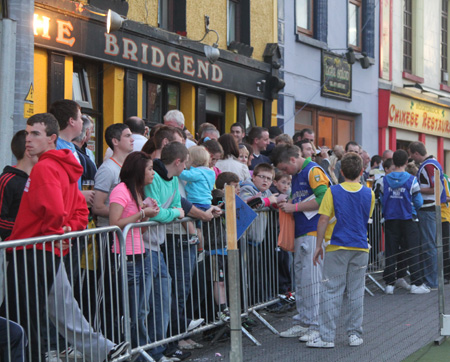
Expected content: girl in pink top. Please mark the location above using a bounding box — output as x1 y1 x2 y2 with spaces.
109 151 159 348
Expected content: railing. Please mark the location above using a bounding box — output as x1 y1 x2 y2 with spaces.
0 209 282 361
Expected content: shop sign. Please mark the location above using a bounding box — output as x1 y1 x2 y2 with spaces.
321 51 352 101
388 94 450 137
33 8 270 99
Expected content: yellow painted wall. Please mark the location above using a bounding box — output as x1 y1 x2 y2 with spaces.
34 48 48 114
225 93 237 131
180 82 196 133
64 56 73 99
103 65 125 154
127 0 158 26
126 0 277 61
254 99 263 126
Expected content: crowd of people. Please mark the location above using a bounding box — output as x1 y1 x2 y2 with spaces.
0 99 447 361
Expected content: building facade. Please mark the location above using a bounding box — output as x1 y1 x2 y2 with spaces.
378 0 450 173
2 0 281 166
278 0 379 154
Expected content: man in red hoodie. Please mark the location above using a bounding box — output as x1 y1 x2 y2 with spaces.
6 113 128 362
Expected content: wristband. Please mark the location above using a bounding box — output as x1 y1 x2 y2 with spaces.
295 203 299 212
140 209 145 219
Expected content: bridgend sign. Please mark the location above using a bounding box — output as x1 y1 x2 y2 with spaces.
33 8 270 99
388 94 450 137
321 51 352 101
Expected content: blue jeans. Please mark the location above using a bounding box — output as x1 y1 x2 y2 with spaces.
165 235 197 336
126 254 151 349
418 209 438 288
0 317 27 362
146 249 171 360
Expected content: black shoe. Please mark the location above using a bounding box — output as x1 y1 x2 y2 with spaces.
165 349 191 361
107 341 129 361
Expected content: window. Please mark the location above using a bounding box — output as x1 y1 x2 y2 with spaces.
294 104 355 148
296 0 313 36
158 0 186 35
73 67 92 109
245 99 256 132
403 0 413 73
348 0 362 51
442 1 448 83
205 91 224 132
227 0 250 46
142 78 179 124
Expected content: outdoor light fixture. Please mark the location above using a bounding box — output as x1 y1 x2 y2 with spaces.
360 52 371 69
77 4 125 34
179 15 220 64
107 9 124 33
346 47 356 65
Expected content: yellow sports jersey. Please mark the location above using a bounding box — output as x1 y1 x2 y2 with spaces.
319 182 375 252
304 161 330 237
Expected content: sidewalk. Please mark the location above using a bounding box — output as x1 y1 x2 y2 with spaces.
182 277 450 362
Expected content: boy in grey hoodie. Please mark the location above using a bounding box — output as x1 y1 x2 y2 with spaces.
240 163 277 304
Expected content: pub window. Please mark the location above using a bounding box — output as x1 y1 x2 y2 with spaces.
73 67 92 109
158 0 186 35
245 99 256 132
205 90 225 133
142 78 179 124
403 0 413 73
227 0 250 45
348 0 362 51
442 0 448 83
295 0 313 36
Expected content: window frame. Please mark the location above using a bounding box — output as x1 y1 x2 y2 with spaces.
442 0 448 84
403 0 413 73
142 76 180 124
294 104 355 148
72 66 93 110
295 0 314 37
227 0 242 44
348 0 362 52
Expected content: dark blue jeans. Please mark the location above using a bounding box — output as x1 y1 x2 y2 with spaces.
126 254 151 349
165 234 197 336
0 317 27 362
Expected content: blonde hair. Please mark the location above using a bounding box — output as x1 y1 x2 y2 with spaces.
275 134 293 145
189 145 210 167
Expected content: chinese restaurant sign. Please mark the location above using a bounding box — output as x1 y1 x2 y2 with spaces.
321 51 352 101
388 94 450 137
33 8 270 99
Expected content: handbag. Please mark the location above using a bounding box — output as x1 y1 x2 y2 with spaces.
278 209 295 252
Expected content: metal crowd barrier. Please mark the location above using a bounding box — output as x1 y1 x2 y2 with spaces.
0 226 131 362
366 200 385 294
0 209 285 361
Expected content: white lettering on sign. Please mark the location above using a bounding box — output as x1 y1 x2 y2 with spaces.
122 38 138 61
104 33 119 56
56 20 75 47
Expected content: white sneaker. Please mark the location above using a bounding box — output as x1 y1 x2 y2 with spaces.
187 318 204 331
45 351 62 362
292 313 301 321
384 285 394 294
349 334 363 346
299 330 320 342
306 337 335 348
395 277 412 291
279 325 308 338
59 347 83 359
410 284 431 294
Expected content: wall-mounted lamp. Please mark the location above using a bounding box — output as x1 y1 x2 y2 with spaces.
346 47 356 64
77 4 125 33
360 52 371 69
179 15 220 64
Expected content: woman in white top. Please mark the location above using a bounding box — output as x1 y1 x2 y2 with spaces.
215 133 251 182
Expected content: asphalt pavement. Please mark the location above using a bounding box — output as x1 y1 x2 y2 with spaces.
181 273 450 362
